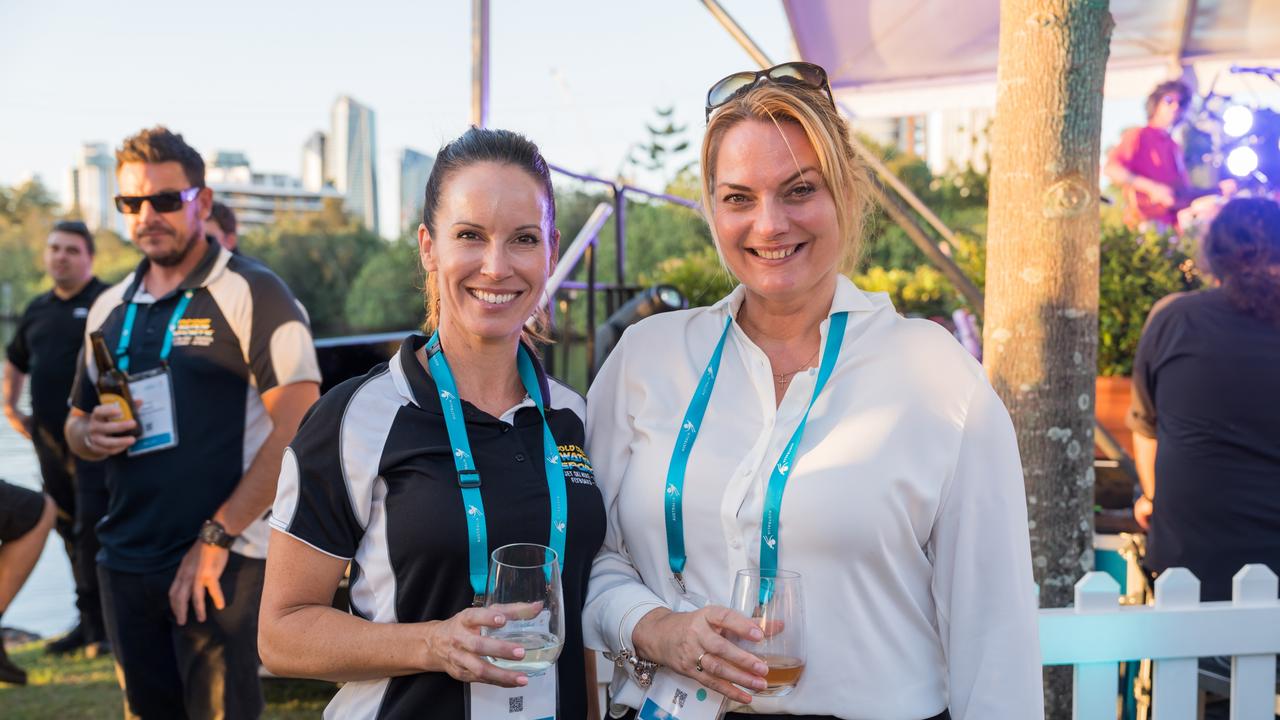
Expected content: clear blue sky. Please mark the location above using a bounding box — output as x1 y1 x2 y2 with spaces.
0 1 793 237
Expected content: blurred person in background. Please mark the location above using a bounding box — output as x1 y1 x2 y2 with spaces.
0 480 57 684
3 220 110 658
1129 197 1280 719
206 201 238 253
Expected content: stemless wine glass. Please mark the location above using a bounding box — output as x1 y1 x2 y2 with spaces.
729 569 806 696
482 543 565 676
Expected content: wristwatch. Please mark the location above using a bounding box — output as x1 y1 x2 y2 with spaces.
199 519 236 549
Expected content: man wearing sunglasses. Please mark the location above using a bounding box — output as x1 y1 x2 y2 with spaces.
65 126 321 720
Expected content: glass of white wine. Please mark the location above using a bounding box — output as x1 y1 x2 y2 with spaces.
729 569 806 697
482 543 565 676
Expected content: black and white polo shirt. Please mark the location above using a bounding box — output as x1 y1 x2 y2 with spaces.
271 334 605 720
73 238 319 573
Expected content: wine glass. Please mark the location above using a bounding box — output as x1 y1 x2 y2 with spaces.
728 569 806 696
482 543 565 676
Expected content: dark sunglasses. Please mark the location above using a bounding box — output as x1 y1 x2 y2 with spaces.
706 61 835 120
114 186 201 214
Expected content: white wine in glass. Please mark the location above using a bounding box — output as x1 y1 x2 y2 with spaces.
483 543 565 675
729 569 806 697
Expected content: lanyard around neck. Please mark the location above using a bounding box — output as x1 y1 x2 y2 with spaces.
425 332 569 604
115 290 195 374
664 311 848 605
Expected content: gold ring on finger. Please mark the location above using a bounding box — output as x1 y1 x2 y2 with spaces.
695 651 708 673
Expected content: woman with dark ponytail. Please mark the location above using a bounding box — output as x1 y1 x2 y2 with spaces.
258 127 606 719
1130 197 1280 608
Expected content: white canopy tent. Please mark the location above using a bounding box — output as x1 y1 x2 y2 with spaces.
782 0 1280 117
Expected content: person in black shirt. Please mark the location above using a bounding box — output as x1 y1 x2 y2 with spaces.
1128 196 1280 598
259 127 606 719
0 479 57 684
3 220 109 656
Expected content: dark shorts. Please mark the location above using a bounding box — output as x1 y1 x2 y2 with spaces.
0 479 45 542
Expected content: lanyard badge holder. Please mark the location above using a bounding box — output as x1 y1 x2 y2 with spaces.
116 290 193 457
427 334 568 720
639 312 848 719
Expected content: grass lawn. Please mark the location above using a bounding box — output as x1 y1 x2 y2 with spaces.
0 640 336 719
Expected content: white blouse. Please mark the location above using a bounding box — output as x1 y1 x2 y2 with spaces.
582 276 1043 719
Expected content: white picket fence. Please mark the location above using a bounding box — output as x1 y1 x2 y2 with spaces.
593 564 1280 718
1040 563 1280 719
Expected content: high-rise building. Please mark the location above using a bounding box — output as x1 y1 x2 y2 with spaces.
65 142 124 235
302 131 327 192
206 151 345 232
399 148 435 233
329 95 379 235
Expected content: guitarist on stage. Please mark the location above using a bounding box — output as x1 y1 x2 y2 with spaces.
1105 80 1233 230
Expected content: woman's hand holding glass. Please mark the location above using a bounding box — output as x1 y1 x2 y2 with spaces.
632 605 770 705
422 607 531 687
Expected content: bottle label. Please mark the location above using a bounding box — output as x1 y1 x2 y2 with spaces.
99 392 135 422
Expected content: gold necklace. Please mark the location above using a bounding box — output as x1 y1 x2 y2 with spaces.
772 348 820 386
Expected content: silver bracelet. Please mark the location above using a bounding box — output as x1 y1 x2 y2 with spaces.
604 648 660 689
605 602 665 688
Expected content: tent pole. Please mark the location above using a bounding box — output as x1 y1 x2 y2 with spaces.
471 0 490 128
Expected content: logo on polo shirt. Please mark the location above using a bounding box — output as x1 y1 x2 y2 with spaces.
557 444 595 486
172 318 215 348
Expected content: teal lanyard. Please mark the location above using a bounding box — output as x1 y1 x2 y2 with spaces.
664 312 848 606
425 332 570 604
115 290 194 374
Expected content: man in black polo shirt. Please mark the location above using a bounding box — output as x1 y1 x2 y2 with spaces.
65 126 321 720
3 220 109 656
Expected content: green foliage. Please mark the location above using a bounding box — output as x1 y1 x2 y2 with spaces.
344 238 425 332
853 265 954 318
0 640 332 718
239 200 383 336
641 245 737 308
1097 211 1202 376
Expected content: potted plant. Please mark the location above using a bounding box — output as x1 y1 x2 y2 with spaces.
1096 212 1203 453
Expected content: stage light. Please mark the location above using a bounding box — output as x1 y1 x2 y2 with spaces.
1222 105 1254 138
1226 146 1259 177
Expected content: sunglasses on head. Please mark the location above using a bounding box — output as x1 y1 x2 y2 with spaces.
114 186 201 214
706 61 835 120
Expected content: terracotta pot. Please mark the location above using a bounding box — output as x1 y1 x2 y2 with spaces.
1094 376 1134 457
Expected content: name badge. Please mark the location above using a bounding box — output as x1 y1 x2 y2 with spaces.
636 592 726 720
469 666 556 720
127 366 178 457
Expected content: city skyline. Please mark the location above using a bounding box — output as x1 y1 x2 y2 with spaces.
0 1 794 239
398 148 434 235
329 95 380 235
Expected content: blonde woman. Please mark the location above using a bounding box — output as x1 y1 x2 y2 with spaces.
584 64 1042 719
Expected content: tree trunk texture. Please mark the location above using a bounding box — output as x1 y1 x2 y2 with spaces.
984 1 1114 716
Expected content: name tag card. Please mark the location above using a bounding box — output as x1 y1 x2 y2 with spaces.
469 666 556 720
127 366 178 457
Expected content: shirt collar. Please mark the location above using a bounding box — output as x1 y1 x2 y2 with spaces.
395 333 552 424
710 274 881 319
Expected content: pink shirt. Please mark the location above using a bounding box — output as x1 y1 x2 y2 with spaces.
1109 126 1189 227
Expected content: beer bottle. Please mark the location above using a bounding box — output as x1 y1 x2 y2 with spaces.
90 330 142 438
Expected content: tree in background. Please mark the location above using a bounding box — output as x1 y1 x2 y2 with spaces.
983 1 1113 715
240 199 383 337
344 237 425 332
